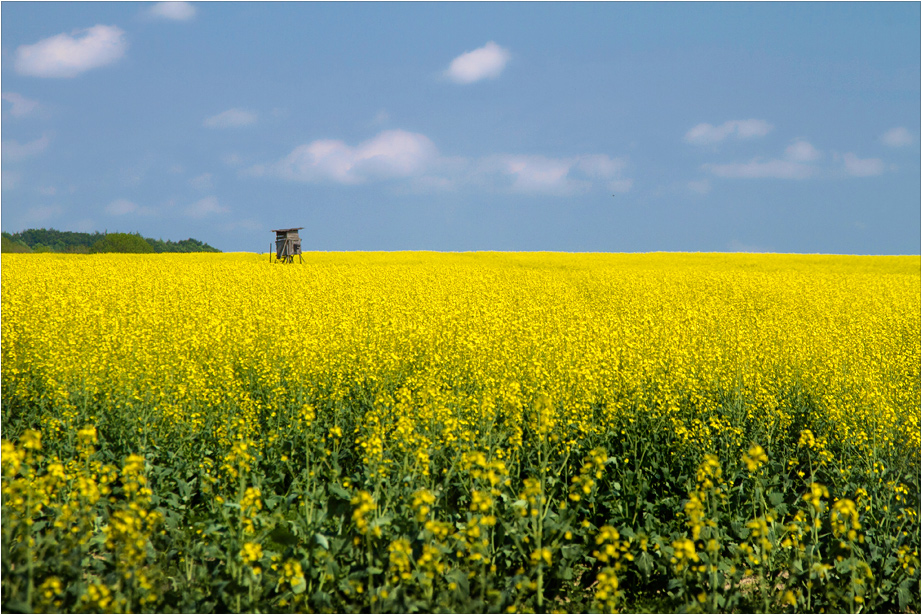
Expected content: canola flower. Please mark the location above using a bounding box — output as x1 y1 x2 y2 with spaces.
1 252 918 613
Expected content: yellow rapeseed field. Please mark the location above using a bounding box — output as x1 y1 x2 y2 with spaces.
2 252 919 613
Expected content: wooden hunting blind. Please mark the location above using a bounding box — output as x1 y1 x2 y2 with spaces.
272 227 303 264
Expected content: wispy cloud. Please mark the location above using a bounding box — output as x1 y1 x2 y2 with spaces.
253 129 439 184
494 155 574 194
22 204 65 226
701 133 890 181
2 93 40 117
14 25 127 78
73 218 97 233
784 139 821 162
881 126 914 148
478 153 629 195
204 108 258 128
2 134 51 161
702 138 824 180
185 196 228 218
687 179 711 195
371 109 390 126
105 198 155 216
685 119 773 145
221 219 262 233
445 41 511 84
189 173 214 191
704 159 815 179
148 2 197 21
2 170 21 191
842 153 884 177
250 128 630 196
222 153 245 167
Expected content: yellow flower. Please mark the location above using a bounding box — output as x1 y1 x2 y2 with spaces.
530 547 553 567
280 558 306 591
21 429 42 451
742 443 768 473
240 541 263 563
351 490 376 535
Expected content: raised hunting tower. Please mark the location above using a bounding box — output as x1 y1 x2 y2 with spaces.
271 227 303 264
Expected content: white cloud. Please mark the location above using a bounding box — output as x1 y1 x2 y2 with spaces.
704 158 815 179
609 179 634 194
221 219 263 233
685 119 773 145
105 198 154 216
371 109 390 126
701 138 823 179
699 133 890 182
22 204 64 225
222 153 244 167
2 134 51 161
499 155 574 194
687 179 711 195
881 127 914 148
2 170 21 191
185 196 228 218
14 25 127 78
252 128 630 196
842 153 884 177
445 41 511 84
2 93 40 117
407 175 457 193
189 173 214 190
577 154 626 179
785 140 821 162
73 218 97 233
354 130 438 178
106 199 135 215
260 129 439 184
480 153 629 195
204 108 258 128
148 2 197 21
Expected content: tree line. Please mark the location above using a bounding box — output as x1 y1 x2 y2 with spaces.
1 228 220 254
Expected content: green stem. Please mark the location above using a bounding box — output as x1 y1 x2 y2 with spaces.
25 482 34 612
536 429 547 611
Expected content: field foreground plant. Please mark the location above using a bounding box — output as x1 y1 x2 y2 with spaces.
2 252 919 613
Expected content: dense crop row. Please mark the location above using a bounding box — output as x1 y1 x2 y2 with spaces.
2 252 919 612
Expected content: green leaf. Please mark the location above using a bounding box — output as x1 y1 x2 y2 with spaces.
292 577 307 594
898 584 911 611
5 600 31 613
637 550 654 576
270 525 300 546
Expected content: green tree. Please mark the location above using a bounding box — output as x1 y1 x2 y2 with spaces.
89 232 155 254
4 227 220 253
1 233 31 253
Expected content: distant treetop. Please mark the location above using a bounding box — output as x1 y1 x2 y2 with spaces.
1 229 220 254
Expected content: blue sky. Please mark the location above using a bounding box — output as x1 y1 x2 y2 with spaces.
2 2 919 254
